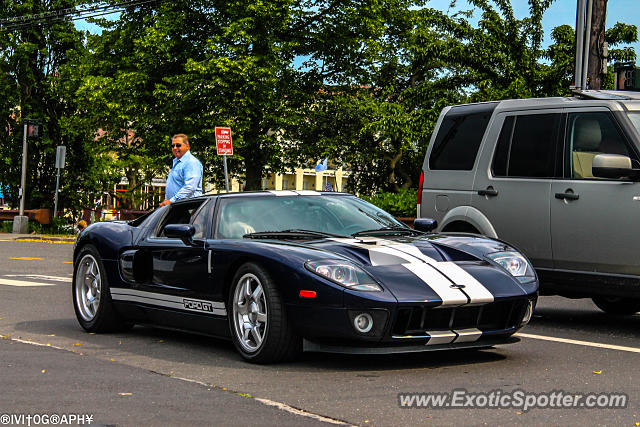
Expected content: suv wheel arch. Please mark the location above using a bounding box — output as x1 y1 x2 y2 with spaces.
439 206 498 238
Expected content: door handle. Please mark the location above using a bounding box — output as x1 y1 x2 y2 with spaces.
478 187 498 197
555 192 579 201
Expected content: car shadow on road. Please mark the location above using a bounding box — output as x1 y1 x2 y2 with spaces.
531 304 640 337
11 318 508 371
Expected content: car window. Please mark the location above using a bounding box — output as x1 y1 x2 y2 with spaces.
190 201 210 239
156 200 205 238
566 112 634 179
429 109 494 170
492 113 560 178
216 196 405 239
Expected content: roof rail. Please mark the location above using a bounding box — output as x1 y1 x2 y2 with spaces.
571 89 637 100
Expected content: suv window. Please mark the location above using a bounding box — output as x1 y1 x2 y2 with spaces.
566 112 634 179
492 113 560 178
429 107 494 170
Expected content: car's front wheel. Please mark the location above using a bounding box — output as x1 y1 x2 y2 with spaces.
592 296 640 315
72 245 132 332
228 262 301 363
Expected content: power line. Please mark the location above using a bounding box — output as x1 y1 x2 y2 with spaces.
0 0 159 31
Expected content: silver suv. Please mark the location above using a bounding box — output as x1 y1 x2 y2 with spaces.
418 91 640 314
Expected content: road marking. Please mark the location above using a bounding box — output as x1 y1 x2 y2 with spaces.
0 334 352 426
9 257 43 260
5 274 71 283
0 278 57 287
63 261 72 264
517 332 640 354
14 238 74 244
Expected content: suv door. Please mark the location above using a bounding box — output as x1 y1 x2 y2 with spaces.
471 110 563 268
551 109 640 276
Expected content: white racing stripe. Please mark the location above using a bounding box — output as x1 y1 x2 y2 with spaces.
425 330 457 345
432 262 493 305
403 263 467 306
382 243 494 305
268 190 298 196
332 237 494 307
110 288 226 316
453 328 483 343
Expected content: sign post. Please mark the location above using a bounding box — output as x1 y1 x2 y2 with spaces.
215 127 233 192
53 145 66 217
13 119 39 234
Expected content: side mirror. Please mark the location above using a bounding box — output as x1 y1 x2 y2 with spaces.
592 154 640 180
164 224 196 245
414 218 437 232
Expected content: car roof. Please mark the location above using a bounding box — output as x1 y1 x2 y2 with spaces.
179 190 354 203
447 90 640 113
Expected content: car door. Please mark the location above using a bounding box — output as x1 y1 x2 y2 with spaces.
551 109 640 276
471 110 563 268
138 199 212 299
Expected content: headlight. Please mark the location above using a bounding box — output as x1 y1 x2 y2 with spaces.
486 251 536 284
305 260 382 291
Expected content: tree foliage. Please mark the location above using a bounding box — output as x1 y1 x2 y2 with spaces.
0 0 637 208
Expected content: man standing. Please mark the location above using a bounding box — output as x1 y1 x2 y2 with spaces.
159 134 203 207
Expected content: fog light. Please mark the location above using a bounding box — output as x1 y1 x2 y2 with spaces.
521 300 534 326
353 313 374 333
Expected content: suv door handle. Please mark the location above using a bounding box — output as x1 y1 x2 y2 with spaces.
478 187 498 197
555 191 579 201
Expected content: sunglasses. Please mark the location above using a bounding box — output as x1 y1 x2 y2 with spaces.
171 143 182 148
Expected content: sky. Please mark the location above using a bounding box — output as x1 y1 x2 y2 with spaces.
75 0 640 61
427 0 640 56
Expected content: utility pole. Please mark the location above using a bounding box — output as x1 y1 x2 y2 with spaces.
587 0 608 90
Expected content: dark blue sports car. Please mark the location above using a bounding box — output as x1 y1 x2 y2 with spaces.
72 191 538 363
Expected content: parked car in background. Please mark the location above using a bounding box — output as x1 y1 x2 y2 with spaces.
418 90 640 315
73 191 537 363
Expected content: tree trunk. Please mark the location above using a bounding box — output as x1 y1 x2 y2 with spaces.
587 0 608 89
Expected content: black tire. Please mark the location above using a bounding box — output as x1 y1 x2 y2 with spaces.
592 296 640 315
72 245 133 332
228 262 301 363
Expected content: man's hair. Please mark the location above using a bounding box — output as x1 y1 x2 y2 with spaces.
172 133 189 145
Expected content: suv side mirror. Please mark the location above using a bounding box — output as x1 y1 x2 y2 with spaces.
414 218 438 232
164 224 196 245
592 154 640 180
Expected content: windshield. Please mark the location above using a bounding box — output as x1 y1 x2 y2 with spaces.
216 195 407 239
628 112 640 136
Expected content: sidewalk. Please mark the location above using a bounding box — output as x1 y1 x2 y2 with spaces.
0 232 76 243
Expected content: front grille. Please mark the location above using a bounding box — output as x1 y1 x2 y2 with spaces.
392 299 528 336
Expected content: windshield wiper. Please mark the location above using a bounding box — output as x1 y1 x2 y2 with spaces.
351 227 419 237
244 229 349 239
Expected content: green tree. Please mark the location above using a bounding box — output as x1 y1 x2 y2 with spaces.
0 0 86 214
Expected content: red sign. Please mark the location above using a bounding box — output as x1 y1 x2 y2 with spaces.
215 127 233 156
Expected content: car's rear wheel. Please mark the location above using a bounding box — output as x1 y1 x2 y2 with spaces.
592 296 640 315
228 262 301 363
73 245 132 332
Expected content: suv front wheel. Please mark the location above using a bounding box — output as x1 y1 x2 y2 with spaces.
592 296 640 315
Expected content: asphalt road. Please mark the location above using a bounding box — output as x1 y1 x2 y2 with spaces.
0 235 639 426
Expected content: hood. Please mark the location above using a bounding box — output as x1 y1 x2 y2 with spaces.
301 234 533 305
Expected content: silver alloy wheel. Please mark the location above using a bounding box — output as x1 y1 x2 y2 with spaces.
232 272 268 353
75 254 102 322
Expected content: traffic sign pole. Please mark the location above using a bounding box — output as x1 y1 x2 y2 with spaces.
19 122 27 216
53 145 66 218
223 155 229 192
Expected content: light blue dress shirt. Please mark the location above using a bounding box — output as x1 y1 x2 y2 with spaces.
165 151 203 202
